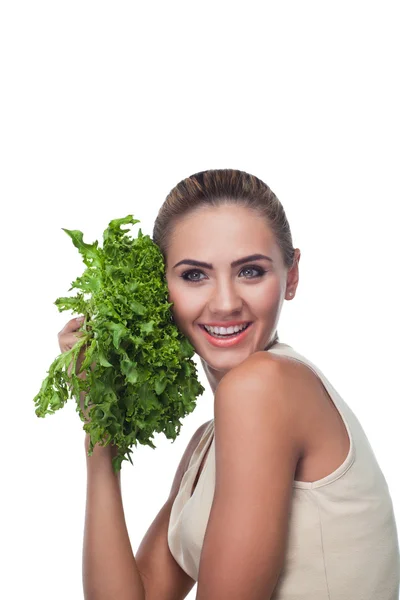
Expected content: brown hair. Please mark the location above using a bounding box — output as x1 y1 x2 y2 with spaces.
152 168 296 348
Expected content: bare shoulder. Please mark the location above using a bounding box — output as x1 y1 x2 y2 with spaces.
216 350 324 451
218 349 307 392
249 350 331 406
222 348 322 394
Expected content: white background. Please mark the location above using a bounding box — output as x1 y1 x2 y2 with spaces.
1 2 399 598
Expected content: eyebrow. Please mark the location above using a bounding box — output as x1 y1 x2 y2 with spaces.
173 253 274 269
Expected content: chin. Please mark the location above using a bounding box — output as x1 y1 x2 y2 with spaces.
202 350 252 371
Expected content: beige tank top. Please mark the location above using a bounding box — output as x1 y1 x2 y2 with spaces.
167 342 400 599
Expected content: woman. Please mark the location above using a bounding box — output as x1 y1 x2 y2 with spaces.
59 169 399 599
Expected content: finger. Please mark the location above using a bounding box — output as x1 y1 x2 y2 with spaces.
58 316 86 336
58 331 86 352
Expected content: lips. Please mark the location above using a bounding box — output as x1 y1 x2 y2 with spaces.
198 322 253 347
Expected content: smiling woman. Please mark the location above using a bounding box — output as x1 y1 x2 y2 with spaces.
148 169 399 599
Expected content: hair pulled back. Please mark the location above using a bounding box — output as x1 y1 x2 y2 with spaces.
152 168 295 270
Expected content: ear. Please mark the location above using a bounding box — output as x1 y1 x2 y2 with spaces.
285 248 300 299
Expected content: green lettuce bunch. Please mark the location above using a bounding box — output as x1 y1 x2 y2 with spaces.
34 215 205 473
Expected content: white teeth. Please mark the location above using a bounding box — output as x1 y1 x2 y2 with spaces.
204 323 249 335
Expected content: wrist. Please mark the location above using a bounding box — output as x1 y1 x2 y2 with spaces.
85 443 121 484
84 433 119 460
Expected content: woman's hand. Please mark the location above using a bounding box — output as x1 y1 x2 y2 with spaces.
58 315 87 374
58 315 93 423
58 316 118 459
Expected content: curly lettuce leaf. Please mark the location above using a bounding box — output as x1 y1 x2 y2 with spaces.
34 215 205 473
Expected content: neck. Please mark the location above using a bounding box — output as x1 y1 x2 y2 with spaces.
264 331 279 351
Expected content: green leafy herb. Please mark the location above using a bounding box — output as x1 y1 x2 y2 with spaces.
34 215 205 473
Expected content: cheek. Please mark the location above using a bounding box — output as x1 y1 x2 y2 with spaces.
166 278 178 304
167 281 203 316
242 281 282 316
244 276 280 300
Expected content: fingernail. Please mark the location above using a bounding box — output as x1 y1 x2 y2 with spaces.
76 316 85 323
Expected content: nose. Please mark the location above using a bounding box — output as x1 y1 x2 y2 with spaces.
207 279 244 316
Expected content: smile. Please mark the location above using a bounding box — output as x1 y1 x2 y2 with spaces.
198 322 253 347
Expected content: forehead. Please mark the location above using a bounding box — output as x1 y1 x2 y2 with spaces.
167 204 281 265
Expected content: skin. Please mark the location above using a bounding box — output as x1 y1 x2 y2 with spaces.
165 203 301 394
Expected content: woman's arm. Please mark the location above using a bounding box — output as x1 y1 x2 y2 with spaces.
58 318 146 598
83 438 146 600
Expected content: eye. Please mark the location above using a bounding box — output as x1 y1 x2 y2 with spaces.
239 266 266 279
180 269 206 283
180 266 266 283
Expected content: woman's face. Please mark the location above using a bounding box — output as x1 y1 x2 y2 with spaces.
165 204 299 389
